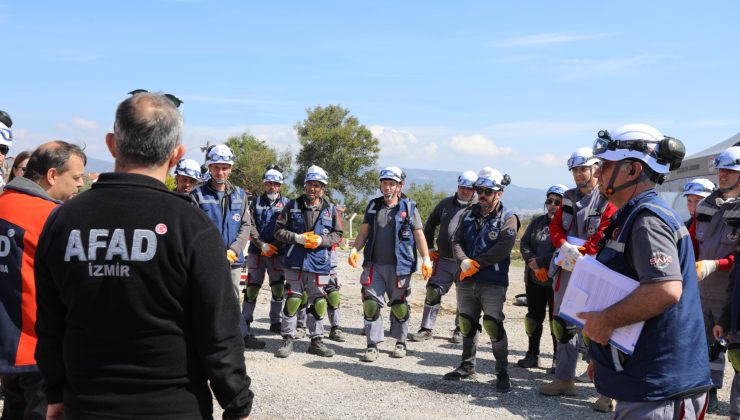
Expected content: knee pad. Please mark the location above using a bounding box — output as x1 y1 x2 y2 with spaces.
458 313 480 338
524 315 539 337
728 343 740 373
363 298 381 321
424 285 443 306
300 290 309 308
269 280 285 301
326 289 341 310
283 294 303 317
309 297 328 320
550 316 576 344
483 314 505 342
390 300 410 322
244 284 261 303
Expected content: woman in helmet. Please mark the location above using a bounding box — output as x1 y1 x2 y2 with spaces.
517 184 567 369
682 178 716 256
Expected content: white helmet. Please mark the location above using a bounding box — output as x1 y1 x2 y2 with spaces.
206 144 234 166
457 170 477 188
713 146 740 172
378 166 405 183
474 166 511 191
592 124 685 175
305 165 328 185
174 158 202 180
546 184 568 197
567 147 600 170
682 178 716 198
263 168 284 184
0 121 12 148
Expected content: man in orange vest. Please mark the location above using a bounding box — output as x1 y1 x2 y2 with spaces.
0 141 86 419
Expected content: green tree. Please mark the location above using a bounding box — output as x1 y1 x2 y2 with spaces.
294 105 379 212
405 182 448 223
219 131 292 195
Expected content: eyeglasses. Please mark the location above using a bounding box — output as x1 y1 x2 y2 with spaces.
128 89 183 108
476 188 496 196
545 199 562 206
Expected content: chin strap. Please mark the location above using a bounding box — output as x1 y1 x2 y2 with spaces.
603 162 640 198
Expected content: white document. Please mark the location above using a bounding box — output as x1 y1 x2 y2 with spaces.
558 255 644 355
552 235 586 266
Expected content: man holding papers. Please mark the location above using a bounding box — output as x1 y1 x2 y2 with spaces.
579 124 711 419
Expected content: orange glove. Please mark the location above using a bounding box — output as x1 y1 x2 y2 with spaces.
348 248 360 268
429 249 439 262
534 267 549 282
459 259 480 281
226 250 238 264
421 257 433 280
261 243 278 257
304 232 322 249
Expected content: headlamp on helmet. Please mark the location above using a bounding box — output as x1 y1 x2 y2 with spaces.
264 168 284 184
474 167 510 191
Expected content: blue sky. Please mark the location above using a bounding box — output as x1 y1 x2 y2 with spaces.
3 1 738 188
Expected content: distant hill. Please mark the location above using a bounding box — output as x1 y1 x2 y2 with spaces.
85 157 114 174
404 168 546 214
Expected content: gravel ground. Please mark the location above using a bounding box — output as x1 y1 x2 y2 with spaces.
3 251 734 419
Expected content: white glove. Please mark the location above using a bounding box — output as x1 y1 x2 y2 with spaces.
460 258 475 273
294 233 307 245
557 242 583 272
697 260 719 282
261 243 272 253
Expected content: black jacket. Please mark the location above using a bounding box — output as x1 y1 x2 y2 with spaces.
34 173 253 419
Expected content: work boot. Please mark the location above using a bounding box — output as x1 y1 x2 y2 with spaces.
592 396 616 412
707 388 719 414
328 326 346 342
443 364 477 381
449 327 463 344
295 327 307 339
360 345 379 362
307 338 335 357
516 352 538 369
495 372 511 393
243 334 266 349
539 379 577 396
269 322 282 334
390 342 407 358
408 328 432 342
274 336 294 358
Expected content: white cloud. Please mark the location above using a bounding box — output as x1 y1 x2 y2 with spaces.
494 32 615 48
73 117 98 129
449 134 513 158
369 125 438 157
534 153 564 167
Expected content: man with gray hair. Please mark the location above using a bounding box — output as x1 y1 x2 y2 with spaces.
34 91 254 419
0 141 85 420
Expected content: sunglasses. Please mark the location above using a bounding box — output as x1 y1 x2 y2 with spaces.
476 188 496 196
545 199 562 206
0 144 9 155
128 89 183 108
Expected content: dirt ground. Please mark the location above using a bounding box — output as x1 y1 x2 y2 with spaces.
3 252 734 419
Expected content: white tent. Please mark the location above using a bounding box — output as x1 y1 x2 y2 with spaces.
657 132 740 219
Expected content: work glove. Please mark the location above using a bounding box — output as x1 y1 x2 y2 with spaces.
348 248 360 268
421 257 433 280
304 232 322 249
556 242 585 272
226 250 238 264
534 267 549 282
459 258 480 281
261 243 278 257
696 260 719 282
428 249 439 262
294 233 307 245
